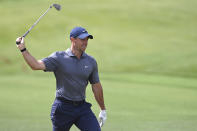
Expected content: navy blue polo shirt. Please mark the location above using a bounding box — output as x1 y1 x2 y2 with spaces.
42 48 100 101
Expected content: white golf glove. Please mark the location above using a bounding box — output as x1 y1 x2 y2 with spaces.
99 110 107 127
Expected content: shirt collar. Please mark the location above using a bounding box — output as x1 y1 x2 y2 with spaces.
66 48 75 57
66 48 87 58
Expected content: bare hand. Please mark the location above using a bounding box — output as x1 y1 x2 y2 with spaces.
16 37 26 50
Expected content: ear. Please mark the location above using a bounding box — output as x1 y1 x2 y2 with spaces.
70 37 75 41
70 37 77 46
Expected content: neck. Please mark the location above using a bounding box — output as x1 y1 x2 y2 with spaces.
70 45 83 59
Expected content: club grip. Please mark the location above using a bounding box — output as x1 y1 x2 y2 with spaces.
16 37 23 45
16 41 21 45
16 30 29 45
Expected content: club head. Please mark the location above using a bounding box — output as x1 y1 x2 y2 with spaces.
52 4 61 11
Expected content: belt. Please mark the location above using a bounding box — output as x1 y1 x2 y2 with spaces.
56 97 85 106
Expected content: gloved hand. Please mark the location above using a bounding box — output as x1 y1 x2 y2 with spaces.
99 110 107 127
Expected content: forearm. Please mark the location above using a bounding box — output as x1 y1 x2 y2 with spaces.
92 83 106 110
16 37 45 70
22 50 42 70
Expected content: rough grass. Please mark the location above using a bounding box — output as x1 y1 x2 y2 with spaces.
0 0 197 77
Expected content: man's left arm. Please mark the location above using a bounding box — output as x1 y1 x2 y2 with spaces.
92 82 106 110
92 82 107 127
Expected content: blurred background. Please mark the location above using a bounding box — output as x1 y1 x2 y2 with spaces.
0 0 197 130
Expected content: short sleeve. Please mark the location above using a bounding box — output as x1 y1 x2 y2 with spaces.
41 52 59 72
89 60 100 84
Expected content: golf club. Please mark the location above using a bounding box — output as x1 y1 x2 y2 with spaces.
16 3 61 45
99 118 103 127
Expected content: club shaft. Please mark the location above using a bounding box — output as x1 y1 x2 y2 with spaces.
23 6 52 37
99 121 103 127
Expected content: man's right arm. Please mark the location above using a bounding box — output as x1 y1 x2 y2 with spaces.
16 37 45 70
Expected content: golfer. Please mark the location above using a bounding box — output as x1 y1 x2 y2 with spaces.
16 26 107 131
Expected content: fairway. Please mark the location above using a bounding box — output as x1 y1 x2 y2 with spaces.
1 0 197 130
0 73 197 131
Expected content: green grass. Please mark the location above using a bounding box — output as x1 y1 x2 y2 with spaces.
0 73 197 131
0 0 197 130
0 0 197 76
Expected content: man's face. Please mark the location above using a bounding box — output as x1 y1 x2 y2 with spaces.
73 37 89 52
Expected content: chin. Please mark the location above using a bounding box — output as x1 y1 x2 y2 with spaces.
82 49 86 52
82 47 87 52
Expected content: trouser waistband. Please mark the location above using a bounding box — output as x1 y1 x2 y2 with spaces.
56 97 85 106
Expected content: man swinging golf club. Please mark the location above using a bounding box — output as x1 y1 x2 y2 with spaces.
16 27 107 131
16 3 106 131
16 26 107 131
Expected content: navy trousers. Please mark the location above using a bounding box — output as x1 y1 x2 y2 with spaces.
50 98 101 131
